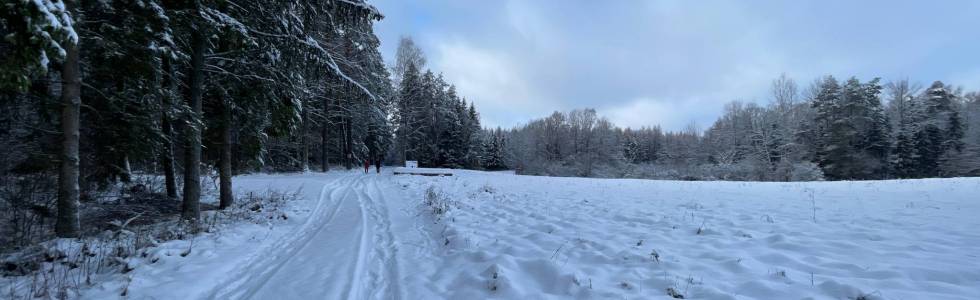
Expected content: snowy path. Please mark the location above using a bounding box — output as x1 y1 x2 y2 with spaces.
206 173 401 300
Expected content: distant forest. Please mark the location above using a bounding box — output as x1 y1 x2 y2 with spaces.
390 40 980 182
499 77 980 181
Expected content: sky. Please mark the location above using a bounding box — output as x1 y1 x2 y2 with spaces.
370 0 980 131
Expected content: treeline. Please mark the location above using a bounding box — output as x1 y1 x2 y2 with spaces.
497 75 980 181
0 0 396 243
388 37 487 170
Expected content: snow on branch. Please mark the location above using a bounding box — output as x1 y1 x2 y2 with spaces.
338 0 384 20
301 36 379 102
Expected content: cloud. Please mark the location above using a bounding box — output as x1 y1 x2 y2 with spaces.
371 0 980 131
433 41 557 128
601 99 673 129
947 69 980 91
601 97 720 131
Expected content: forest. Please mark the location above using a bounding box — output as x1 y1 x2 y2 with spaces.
502 76 980 181
0 0 478 249
2 0 980 252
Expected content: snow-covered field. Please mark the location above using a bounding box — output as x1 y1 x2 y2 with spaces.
392 171 980 300
13 170 979 299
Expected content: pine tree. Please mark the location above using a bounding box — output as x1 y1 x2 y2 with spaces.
436 86 465 168
1 0 83 237
418 70 441 166
436 95 464 168
946 109 965 153
911 81 965 177
181 21 206 222
810 76 845 179
0 0 75 91
464 100 484 169
81 0 173 186
55 0 81 238
807 76 889 179
482 128 507 170
395 63 425 164
860 78 890 178
891 128 918 178
914 125 944 177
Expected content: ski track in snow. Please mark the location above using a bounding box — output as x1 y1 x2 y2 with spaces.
205 173 400 300
364 175 404 299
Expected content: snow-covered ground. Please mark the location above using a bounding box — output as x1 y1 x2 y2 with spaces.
11 170 978 299
391 171 980 300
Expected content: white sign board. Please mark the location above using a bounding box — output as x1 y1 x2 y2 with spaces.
405 161 418 168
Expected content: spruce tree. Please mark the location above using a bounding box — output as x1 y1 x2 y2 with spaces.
81 0 173 186
465 102 484 168
911 81 965 177
891 129 918 178
914 125 944 177
395 63 425 163
482 128 507 170
860 78 890 178
810 76 844 179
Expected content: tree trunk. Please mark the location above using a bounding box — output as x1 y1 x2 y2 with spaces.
344 116 353 170
343 84 353 170
160 54 178 199
218 97 234 209
328 124 330 172
181 27 206 222
56 1 81 238
321 93 330 172
121 155 132 182
161 114 178 198
300 99 310 171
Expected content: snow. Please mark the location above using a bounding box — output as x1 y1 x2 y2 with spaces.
6 171 979 299
76 173 354 299
300 35 380 103
33 0 72 41
389 172 980 299
206 174 395 299
338 0 383 19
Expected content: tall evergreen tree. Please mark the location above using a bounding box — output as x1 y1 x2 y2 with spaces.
394 62 425 163
465 101 484 168
860 78 890 178
914 81 965 177
56 0 81 237
809 76 843 178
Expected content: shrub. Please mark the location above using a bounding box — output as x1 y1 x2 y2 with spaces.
423 186 453 217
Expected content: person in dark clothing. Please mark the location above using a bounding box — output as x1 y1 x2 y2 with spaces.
363 159 370 174
374 158 381 173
